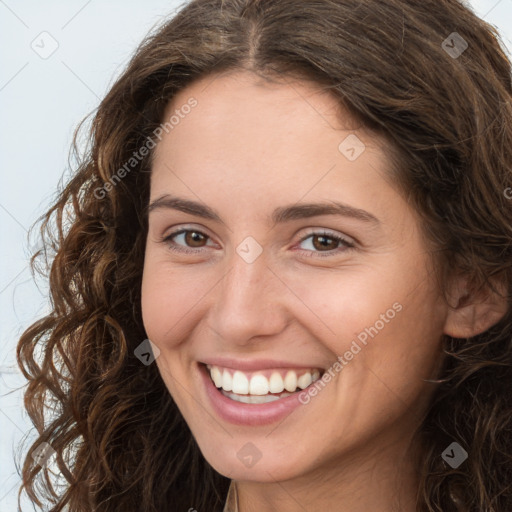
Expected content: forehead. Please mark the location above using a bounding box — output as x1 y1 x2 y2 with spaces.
167 69 345 115
151 70 391 190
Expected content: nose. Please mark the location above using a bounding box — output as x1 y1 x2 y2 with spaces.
206 245 289 346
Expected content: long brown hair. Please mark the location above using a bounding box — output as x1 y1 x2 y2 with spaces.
17 0 512 510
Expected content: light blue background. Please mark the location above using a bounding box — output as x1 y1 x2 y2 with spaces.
1 0 511 509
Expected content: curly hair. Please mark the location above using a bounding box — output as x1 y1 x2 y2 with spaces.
16 0 512 510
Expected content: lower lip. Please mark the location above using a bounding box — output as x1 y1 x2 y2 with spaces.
199 363 314 426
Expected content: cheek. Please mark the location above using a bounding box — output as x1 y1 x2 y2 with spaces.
293 262 443 380
140 259 198 402
141 258 183 343
287 265 403 352
327 284 444 413
141 255 214 349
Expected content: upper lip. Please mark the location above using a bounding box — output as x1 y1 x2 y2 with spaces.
199 357 325 372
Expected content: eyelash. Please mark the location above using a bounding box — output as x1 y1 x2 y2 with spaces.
160 228 355 258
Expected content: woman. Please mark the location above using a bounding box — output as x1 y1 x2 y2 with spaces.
17 0 512 511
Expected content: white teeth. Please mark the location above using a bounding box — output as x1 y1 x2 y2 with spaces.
222 370 232 391
249 374 269 395
269 372 284 393
231 371 249 394
297 372 312 389
211 366 223 388
221 390 293 403
283 370 298 392
207 364 322 398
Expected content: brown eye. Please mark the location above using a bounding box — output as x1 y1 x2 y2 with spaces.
311 234 340 251
184 231 208 247
162 229 213 254
297 231 355 258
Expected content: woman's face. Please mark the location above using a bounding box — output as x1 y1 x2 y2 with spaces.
141 70 449 483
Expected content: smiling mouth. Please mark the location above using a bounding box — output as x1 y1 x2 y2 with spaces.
204 363 325 404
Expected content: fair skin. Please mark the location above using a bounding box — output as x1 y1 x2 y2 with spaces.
141 70 506 512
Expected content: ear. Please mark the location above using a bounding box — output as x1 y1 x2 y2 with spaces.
443 274 509 338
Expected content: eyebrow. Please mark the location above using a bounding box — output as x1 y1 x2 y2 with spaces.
146 194 380 226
